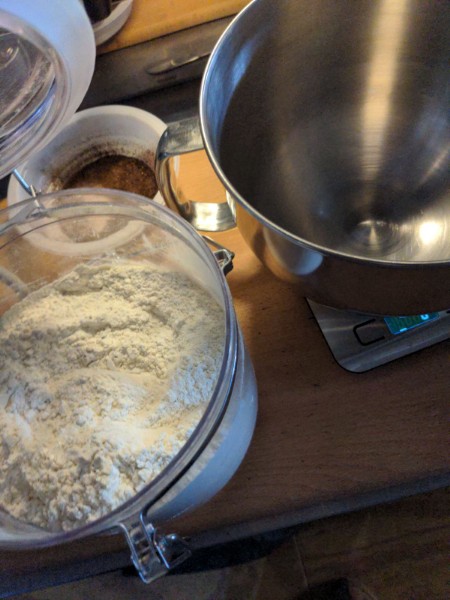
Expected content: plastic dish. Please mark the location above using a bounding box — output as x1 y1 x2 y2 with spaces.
7 105 172 255
8 105 168 206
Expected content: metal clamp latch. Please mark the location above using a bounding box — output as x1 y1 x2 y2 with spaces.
0 170 47 238
120 519 192 583
203 235 235 275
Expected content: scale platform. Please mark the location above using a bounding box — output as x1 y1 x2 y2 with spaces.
307 300 450 373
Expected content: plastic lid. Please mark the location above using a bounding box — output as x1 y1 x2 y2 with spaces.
0 0 96 179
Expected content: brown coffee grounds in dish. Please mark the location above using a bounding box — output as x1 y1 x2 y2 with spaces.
63 155 158 199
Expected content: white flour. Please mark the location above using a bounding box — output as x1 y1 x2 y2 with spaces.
0 262 224 531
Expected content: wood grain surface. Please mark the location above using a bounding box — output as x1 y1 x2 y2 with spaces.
168 152 450 537
1 0 448 592
296 487 449 600
98 0 250 54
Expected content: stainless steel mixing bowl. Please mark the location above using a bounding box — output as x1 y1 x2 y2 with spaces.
197 0 449 315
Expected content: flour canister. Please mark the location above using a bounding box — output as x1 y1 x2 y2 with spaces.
0 0 257 583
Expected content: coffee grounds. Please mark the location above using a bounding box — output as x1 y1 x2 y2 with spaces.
63 154 158 199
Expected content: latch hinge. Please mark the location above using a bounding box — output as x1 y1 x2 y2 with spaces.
120 519 192 583
202 235 235 275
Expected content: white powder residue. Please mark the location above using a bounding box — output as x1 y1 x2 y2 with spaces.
0 262 224 531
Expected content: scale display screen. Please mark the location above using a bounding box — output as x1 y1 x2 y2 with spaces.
384 313 440 335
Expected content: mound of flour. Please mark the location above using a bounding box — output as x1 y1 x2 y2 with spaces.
0 262 224 531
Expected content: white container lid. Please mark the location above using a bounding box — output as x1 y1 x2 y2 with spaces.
93 0 134 46
0 0 96 179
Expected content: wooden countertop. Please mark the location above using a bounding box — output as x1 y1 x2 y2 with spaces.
164 154 450 540
1 152 448 595
0 1 448 590
98 0 250 54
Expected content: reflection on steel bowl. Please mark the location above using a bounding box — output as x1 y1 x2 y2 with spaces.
157 0 450 315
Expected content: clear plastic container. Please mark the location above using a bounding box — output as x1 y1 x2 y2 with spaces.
0 191 257 582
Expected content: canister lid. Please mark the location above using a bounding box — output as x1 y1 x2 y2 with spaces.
0 0 95 180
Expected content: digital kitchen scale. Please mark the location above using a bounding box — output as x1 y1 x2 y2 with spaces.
307 300 450 373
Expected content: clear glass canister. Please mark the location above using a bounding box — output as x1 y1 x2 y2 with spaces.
0 191 257 582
